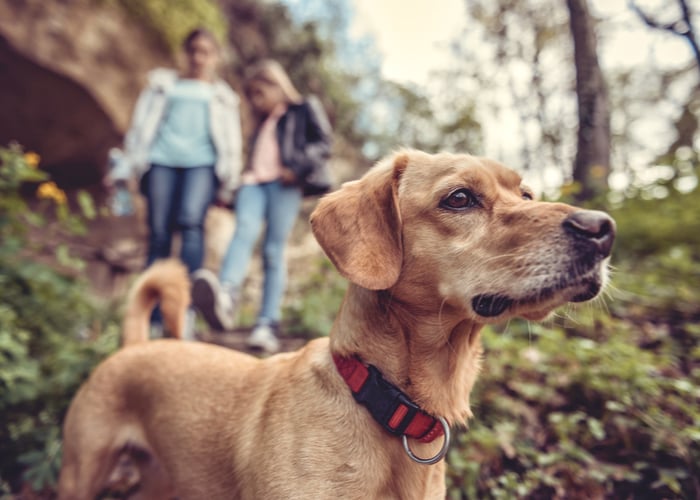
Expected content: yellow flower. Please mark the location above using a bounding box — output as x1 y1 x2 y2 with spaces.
37 181 67 205
24 152 40 168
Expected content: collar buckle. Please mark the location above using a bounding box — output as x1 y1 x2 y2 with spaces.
333 355 446 444
353 363 423 437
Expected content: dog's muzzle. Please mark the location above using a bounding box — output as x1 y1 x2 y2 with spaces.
472 210 616 318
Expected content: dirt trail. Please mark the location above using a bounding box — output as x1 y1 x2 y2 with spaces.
196 327 309 355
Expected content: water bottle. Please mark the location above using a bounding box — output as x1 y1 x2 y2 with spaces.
111 180 134 216
108 148 134 216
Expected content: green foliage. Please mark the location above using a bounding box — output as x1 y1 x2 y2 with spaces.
447 316 699 498
0 144 119 494
0 144 97 271
0 260 120 493
283 258 347 338
607 160 700 323
97 0 227 54
0 145 48 251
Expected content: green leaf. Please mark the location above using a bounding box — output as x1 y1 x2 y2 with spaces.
76 190 97 220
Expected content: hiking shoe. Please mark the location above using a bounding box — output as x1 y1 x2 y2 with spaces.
191 269 236 331
247 323 280 354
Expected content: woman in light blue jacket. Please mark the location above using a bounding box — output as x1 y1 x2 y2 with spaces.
109 28 243 338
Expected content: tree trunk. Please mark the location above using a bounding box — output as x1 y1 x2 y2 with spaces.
566 0 611 201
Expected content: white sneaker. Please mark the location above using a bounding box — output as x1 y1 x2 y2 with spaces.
149 322 164 340
191 269 236 331
246 323 280 354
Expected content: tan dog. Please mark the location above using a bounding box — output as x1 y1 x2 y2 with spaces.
58 150 615 499
121 258 191 345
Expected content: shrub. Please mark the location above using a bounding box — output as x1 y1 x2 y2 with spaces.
0 144 120 494
283 257 347 338
446 314 699 499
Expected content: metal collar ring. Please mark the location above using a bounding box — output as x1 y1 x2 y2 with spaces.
401 416 451 465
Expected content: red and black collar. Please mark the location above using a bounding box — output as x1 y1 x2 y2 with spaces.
332 354 445 444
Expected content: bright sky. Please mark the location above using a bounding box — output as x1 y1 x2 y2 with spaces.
349 0 465 85
349 0 691 85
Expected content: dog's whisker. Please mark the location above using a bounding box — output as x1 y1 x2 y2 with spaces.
558 305 578 325
603 281 624 299
526 320 534 345
592 294 610 315
478 252 522 266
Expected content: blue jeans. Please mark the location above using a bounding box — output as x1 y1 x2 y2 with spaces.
145 164 217 274
219 181 303 324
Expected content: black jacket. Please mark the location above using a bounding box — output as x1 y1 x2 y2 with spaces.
247 95 333 196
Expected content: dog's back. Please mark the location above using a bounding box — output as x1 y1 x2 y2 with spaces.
121 258 190 345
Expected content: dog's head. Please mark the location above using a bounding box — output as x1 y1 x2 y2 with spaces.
310 150 615 323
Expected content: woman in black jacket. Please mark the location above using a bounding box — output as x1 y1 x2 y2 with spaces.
192 59 332 352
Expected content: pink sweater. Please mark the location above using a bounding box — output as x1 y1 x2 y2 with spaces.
241 105 287 185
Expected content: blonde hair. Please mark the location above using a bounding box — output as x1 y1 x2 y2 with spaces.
245 59 303 105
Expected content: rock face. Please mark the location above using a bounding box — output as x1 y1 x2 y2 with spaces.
0 0 184 294
0 0 172 186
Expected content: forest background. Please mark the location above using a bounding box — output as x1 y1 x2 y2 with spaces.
1 0 699 498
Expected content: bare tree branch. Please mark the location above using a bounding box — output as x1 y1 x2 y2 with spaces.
629 0 700 77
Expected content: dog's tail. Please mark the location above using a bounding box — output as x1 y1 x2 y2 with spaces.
121 258 191 346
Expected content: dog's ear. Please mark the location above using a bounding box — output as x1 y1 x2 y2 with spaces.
310 153 408 290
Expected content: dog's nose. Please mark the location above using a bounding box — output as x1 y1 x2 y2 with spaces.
563 210 616 256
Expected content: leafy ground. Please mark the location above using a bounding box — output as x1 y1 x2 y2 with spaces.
1 145 698 498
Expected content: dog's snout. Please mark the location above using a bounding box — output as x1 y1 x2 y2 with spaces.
563 210 616 256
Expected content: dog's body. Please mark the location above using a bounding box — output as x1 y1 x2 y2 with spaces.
59 151 615 499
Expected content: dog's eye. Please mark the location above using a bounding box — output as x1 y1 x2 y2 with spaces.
441 189 480 210
522 191 534 201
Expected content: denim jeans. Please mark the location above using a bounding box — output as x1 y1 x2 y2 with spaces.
219 181 303 324
145 163 217 274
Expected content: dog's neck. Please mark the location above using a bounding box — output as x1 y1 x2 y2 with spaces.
330 284 484 425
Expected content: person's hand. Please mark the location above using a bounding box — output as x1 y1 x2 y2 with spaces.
280 168 297 185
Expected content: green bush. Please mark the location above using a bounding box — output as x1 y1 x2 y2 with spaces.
447 314 699 499
283 258 348 338
0 144 119 494
0 262 120 494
